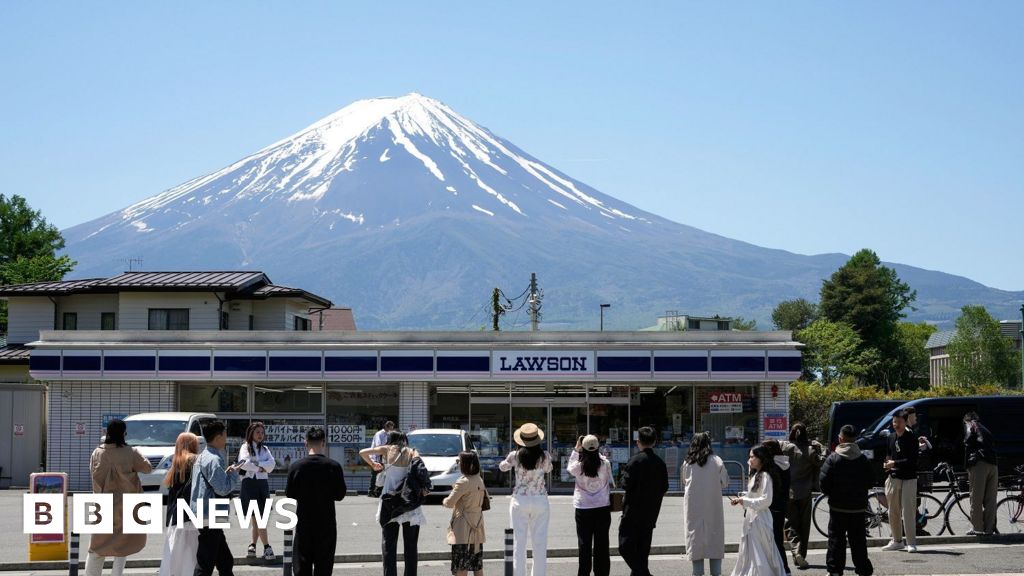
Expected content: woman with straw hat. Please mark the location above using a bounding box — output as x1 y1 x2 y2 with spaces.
499 423 553 576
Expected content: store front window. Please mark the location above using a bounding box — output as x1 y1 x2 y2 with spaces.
254 383 323 413
179 383 248 413
325 384 400 491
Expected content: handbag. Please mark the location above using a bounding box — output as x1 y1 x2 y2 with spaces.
610 491 625 512
481 489 491 512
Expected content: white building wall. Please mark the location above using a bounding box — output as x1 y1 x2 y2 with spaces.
252 300 286 330
227 300 254 330
117 292 223 330
46 380 176 491
285 300 312 331
6 297 54 344
54 294 119 330
400 382 430 431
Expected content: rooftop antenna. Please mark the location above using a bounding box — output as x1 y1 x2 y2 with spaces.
122 257 144 272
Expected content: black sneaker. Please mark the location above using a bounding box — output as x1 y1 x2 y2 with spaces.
246 543 257 558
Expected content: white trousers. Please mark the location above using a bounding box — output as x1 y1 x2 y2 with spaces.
84 551 126 576
509 494 550 576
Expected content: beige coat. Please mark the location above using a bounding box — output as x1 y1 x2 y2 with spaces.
88 444 152 557
442 474 486 546
681 454 729 561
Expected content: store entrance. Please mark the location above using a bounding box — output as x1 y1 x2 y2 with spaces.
470 394 630 493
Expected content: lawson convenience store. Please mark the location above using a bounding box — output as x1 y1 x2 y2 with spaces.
29 330 801 493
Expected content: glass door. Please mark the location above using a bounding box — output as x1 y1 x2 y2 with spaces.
549 405 586 491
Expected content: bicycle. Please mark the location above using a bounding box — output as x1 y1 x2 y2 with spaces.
812 461 973 538
995 464 1024 534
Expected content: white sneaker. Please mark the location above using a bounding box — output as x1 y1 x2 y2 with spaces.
881 540 905 551
906 544 918 553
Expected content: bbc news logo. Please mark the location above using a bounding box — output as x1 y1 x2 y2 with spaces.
24 495 298 534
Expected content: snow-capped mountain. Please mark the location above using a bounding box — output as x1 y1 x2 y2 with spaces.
63 93 1023 329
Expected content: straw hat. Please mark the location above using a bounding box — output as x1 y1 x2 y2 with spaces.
513 423 545 447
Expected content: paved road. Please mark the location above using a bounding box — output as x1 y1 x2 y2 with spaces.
4 492 772 563
3 542 1024 575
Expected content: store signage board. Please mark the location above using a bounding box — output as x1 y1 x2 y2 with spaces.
492 351 595 376
763 411 789 439
709 392 744 413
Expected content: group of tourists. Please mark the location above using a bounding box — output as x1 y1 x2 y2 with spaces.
81 408 1002 576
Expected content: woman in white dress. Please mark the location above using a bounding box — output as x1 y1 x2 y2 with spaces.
729 445 786 576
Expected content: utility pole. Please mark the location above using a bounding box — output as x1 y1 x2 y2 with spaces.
491 288 506 331
528 272 542 331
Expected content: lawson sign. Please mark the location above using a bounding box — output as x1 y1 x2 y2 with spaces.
493 351 594 377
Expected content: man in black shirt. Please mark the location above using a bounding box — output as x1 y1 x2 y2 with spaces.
820 425 874 576
618 426 669 576
964 411 999 535
881 409 919 553
286 427 347 576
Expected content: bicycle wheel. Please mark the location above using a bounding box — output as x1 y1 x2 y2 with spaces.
812 493 830 538
996 496 1024 534
866 491 892 540
944 493 973 535
916 493 945 534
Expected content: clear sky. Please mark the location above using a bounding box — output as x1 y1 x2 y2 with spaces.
2 2 1021 290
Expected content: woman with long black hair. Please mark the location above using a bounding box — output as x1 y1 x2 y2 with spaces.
361 430 431 576
681 432 729 576
499 423 553 576
238 421 276 560
567 434 613 576
729 445 786 576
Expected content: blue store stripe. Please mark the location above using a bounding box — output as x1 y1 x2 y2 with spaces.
381 356 433 372
29 355 61 371
160 355 211 372
214 356 267 372
105 356 156 371
711 356 765 372
768 356 801 372
437 356 489 372
654 356 708 372
63 355 101 371
597 356 651 372
270 356 322 372
324 356 377 372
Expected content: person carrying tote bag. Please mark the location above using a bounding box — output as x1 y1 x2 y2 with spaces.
443 452 487 576
160 432 201 576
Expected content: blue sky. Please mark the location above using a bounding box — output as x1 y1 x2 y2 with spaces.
2 2 1022 290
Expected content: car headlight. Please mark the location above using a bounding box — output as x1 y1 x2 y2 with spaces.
448 462 460 474
156 455 172 470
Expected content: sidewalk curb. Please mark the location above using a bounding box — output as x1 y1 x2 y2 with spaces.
4 533 1022 571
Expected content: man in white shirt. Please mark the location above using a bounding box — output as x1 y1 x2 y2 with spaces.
368 420 394 497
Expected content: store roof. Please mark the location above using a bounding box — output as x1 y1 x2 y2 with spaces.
0 344 30 364
0 271 332 307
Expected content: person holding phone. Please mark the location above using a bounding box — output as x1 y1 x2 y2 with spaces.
238 421 276 560
190 421 242 576
568 434 613 576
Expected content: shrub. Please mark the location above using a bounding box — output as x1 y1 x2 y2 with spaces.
789 379 1017 444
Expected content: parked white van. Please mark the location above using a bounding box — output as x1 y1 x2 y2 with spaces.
122 412 217 490
406 428 474 493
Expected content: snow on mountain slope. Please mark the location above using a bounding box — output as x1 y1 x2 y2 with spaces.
62 94 1024 329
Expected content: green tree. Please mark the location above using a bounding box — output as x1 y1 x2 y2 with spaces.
771 298 819 331
819 249 916 388
881 322 938 390
798 319 879 385
0 194 76 329
945 305 1021 388
731 316 757 331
